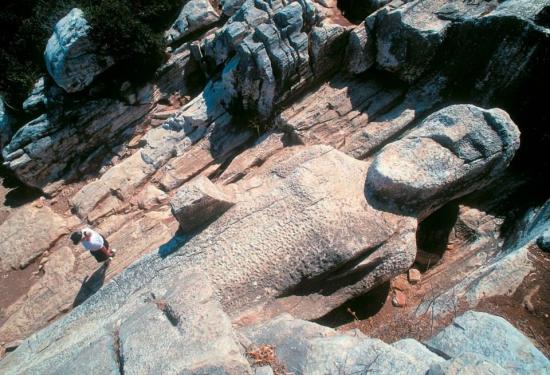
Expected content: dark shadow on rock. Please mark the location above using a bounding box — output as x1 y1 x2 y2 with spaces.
73 262 109 307
458 170 550 251
312 281 390 327
415 202 459 272
0 163 41 208
158 228 195 258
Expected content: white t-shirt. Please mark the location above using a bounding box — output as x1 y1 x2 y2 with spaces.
81 228 104 252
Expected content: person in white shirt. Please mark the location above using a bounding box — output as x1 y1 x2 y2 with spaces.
70 228 116 263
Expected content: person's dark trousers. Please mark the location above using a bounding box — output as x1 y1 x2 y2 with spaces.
90 234 110 263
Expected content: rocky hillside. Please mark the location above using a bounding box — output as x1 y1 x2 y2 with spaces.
0 0 549 373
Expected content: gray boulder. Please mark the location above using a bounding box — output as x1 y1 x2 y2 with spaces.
367 104 520 217
344 0 501 82
426 311 550 375
0 96 11 148
166 0 220 44
220 0 247 17
170 175 236 233
198 0 348 119
4 44 198 191
22 77 47 113
118 269 251 375
345 21 374 74
428 352 508 375
537 227 550 251
2 87 154 191
392 339 445 368
44 8 114 93
22 77 64 114
241 314 430 375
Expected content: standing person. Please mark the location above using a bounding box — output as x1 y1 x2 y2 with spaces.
70 228 116 263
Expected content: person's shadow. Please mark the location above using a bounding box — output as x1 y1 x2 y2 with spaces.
72 262 109 307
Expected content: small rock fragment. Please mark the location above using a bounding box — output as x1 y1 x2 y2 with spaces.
392 290 407 307
408 268 421 284
170 175 235 233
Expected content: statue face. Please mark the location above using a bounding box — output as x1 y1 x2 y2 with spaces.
366 105 520 218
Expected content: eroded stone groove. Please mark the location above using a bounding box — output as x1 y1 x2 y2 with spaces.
0 0 548 372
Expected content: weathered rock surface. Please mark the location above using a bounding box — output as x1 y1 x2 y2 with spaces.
196 0 350 119
426 311 550 375
21 77 65 115
239 312 543 375
0 0 547 372
0 247 81 347
372 0 494 83
0 100 524 370
118 269 251 375
416 198 550 318
166 0 220 44
2 89 153 191
3 44 199 192
0 96 11 148
1 268 252 374
44 8 114 93
240 314 429 375
392 338 445 368
367 105 520 217
0 205 72 271
427 352 508 375
537 227 550 251
170 175 236 233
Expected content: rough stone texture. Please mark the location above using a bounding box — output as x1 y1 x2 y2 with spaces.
0 208 176 346
343 0 498 82
3 44 199 192
255 366 274 375
70 152 156 221
367 105 520 217
416 198 550 318
218 131 287 185
276 73 446 160
170 175 236 233
536 227 550 251
198 0 349 119
345 21 374 74
408 268 421 284
2 87 154 191
0 117 522 372
21 77 65 115
67 92 252 226
241 314 429 375
392 289 407 307
392 338 445 368
427 352 508 375
240 314 335 371
118 269 251 375
300 335 429 375
0 2 547 372
166 0 220 44
0 205 72 271
0 96 11 148
220 0 247 16
426 311 550 375
44 8 114 93
0 247 81 346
